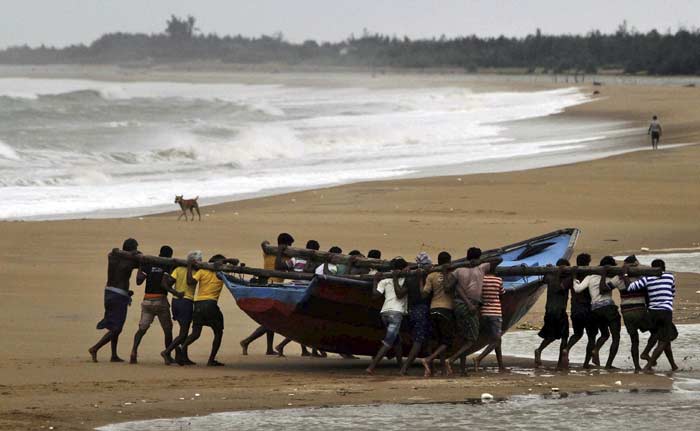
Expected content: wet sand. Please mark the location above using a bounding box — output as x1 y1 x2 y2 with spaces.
1 68 699 430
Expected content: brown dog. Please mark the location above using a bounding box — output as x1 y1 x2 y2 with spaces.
174 195 201 221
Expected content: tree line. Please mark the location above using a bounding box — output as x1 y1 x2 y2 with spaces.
1 16 699 75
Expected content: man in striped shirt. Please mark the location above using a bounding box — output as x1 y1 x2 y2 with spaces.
621 259 679 372
473 273 506 372
618 255 652 372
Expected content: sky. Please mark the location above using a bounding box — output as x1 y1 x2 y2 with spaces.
0 0 698 48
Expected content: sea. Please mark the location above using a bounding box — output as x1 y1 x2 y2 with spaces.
0 76 648 220
100 252 700 431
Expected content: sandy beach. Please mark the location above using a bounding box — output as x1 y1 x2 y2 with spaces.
1 67 699 430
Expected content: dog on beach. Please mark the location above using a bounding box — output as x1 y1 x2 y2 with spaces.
174 195 201 221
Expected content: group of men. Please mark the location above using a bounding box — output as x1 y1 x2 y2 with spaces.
89 238 237 366
366 247 507 377
535 253 678 373
89 236 679 375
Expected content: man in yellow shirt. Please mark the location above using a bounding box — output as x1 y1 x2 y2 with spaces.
179 254 238 366
160 250 202 365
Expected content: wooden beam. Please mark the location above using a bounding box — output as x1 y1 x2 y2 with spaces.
261 241 391 270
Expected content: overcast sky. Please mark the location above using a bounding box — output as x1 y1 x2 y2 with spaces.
1 0 697 48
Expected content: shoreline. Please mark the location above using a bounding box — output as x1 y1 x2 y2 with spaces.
1 68 699 430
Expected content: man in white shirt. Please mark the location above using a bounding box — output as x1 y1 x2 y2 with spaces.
366 257 409 375
573 256 624 369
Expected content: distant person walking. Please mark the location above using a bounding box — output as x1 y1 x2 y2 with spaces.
648 115 662 150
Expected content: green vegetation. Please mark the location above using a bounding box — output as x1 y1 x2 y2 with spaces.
1 16 699 75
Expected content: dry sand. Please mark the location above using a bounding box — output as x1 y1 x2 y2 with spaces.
1 69 698 430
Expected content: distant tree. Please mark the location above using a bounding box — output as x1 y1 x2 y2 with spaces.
166 15 197 39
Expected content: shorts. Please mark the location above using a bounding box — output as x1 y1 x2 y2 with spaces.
96 289 130 332
648 310 678 342
454 300 480 343
538 311 569 340
430 308 455 346
381 311 404 347
172 298 194 326
481 316 503 341
192 300 224 331
571 308 598 338
592 304 621 337
139 297 172 331
651 131 660 140
622 309 651 335
408 303 431 344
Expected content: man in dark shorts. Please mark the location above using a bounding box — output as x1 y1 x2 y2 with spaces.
399 252 433 376
617 255 652 372
566 253 597 368
180 254 238 366
648 115 662 150
621 259 679 372
534 259 571 369
421 252 454 377
445 247 502 376
574 256 624 369
89 238 141 363
129 245 184 364
161 250 202 365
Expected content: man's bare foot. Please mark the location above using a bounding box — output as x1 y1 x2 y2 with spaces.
207 360 224 366
671 364 679 371
534 349 542 367
559 350 569 370
582 363 592 369
184 358 196 366
365 368 374 375
160 351 173 365
240 341 248 356
444 361 454 377
634 367 642 373
642 366 655 374
89 348 98 363
129 354 137 364
274 345 285 357
110 356 125 363
604 365 619 370
421 359 432 377
265 350 276 356
640 352 651 361
591 350 600 367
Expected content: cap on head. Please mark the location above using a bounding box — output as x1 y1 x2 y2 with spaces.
391 257 408 270
437 251 452 265
368 249 382 259
305 240 320 250
277 233 294 246
415 252 432 267
466 247 482 260
187 250 203 262
576 253 591 266
122 238 138 252
599 256 617 266
159 245 173 258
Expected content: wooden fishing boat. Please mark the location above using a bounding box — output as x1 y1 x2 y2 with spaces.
221 228 580 356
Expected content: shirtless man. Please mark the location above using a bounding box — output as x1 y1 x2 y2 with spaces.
89 238 142 362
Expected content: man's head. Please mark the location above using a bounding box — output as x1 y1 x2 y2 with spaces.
305 240 320 251
159 245 173 258
209 254 226 263
415 252 432 267
576 253 591 266
187 250 203 262
651 259 666 271
653 115 658 120
122 238 138 252
556 258 570 266
277 233 294 246
600 256 617 266
391 257 408 270
466 247 482 260
329 246 342 254
349 250 362 256
437 251 452 265
624 255 639 266
368 249 382 259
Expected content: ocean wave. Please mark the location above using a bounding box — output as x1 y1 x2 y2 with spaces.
0 140 20 161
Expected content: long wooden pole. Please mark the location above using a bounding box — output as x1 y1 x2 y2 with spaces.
261 241 391 270
112 250 662 281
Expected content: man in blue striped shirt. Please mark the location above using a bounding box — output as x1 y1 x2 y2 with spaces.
621 259 679 372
